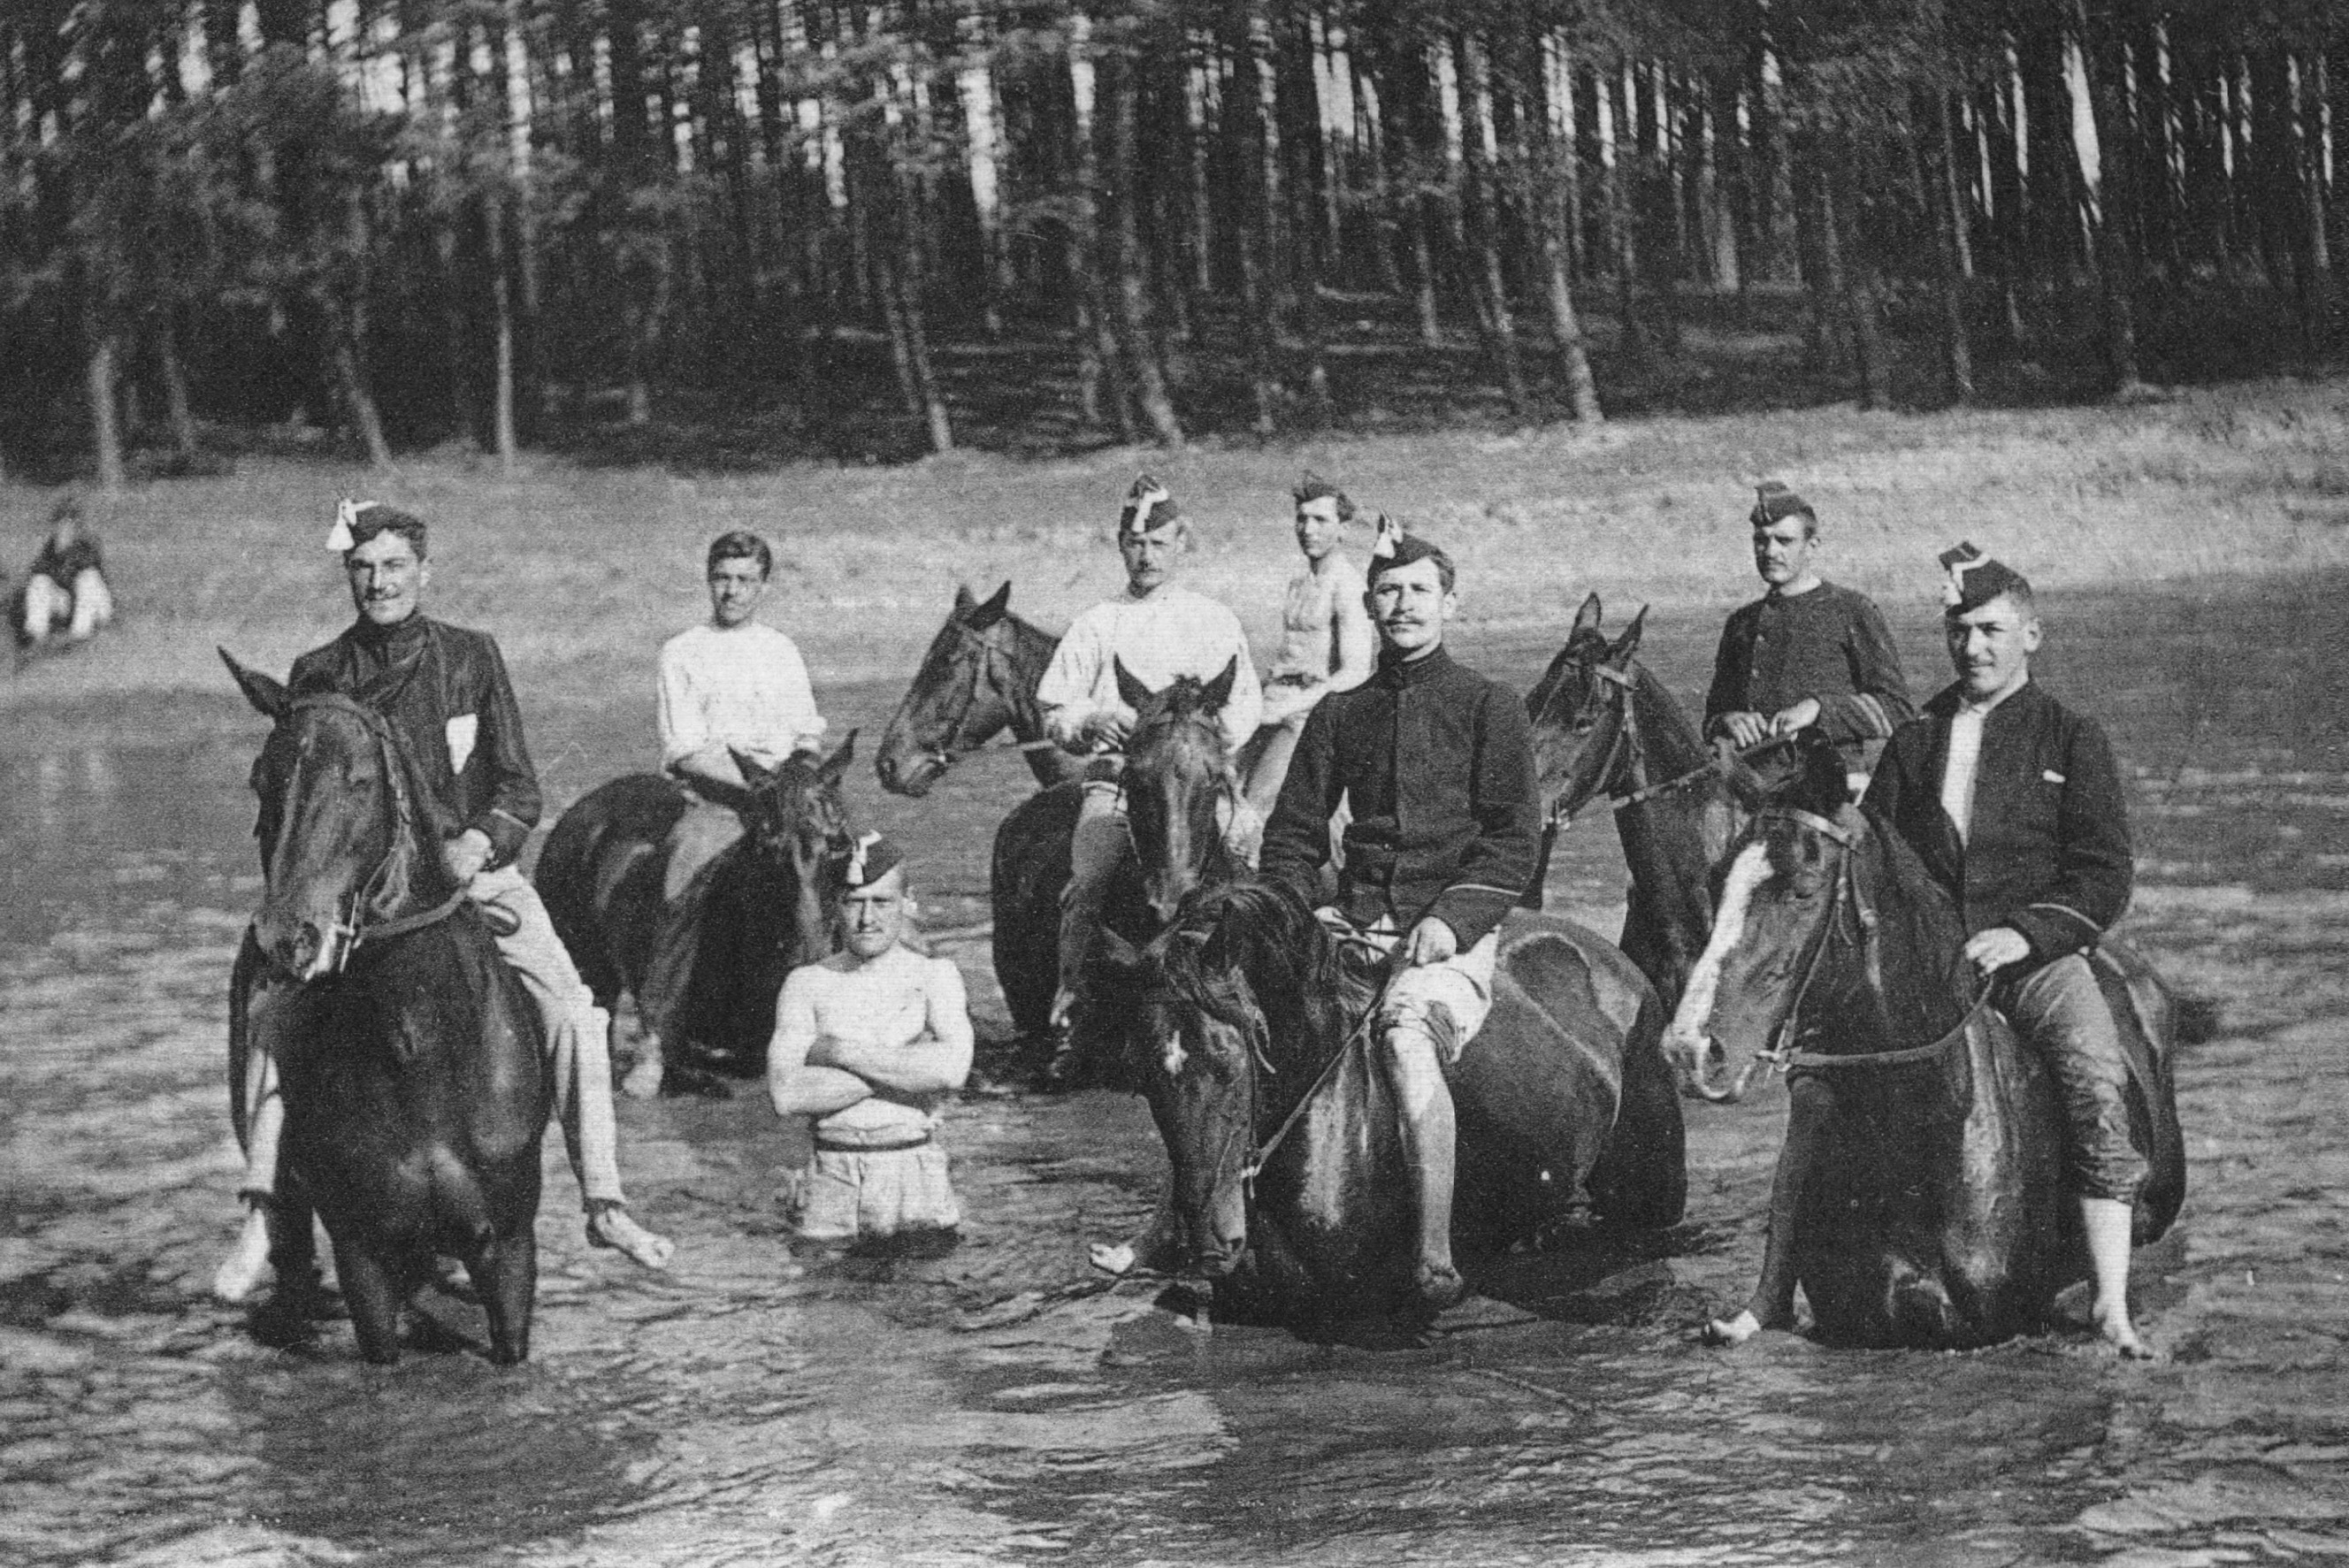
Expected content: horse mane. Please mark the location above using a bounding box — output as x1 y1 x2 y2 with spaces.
1856 810 1978 1032
1129 674 1232 756
1152 878 1370 1072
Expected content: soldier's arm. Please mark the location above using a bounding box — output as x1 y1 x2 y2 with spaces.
1259 697 1342 902
1703 609 1759 739
768 971 871 1117
1328 560 1377 695
471 638 541 868
2009 715 2133 961
1813 594 1917 746
1037 616 1107 752
1427 686 1542 946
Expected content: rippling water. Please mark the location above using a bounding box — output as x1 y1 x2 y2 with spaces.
3 575 2346 1565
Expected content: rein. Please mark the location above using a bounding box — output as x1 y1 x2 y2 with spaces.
1238 929 1395 1197
929 620 1058 765
1541 652 1794 831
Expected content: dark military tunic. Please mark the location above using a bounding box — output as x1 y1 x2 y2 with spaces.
1260 645 1540 946
288 614 542 871
1704 581 1915 773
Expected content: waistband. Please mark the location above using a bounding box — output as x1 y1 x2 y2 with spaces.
815 1133 932 1155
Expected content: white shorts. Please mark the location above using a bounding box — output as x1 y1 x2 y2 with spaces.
788 1142 960 1240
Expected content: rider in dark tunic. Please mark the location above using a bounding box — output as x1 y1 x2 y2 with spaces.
212 502 673 1303
1704 483 1913 784
1259 525 1541 1311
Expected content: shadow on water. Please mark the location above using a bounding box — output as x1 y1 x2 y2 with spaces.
4 570 2349 1564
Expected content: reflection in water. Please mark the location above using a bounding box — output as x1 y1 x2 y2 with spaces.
2 574 2346 1564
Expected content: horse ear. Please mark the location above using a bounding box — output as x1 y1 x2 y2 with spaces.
967 580 1013 630
1570 593 1603 639
219 648 288 721
1098 927 1144 974
733 748 783 791
1609 605 1649 664
1113 657 1156 714
817 730 858 783
1200 656 1237 714
953 583 976 613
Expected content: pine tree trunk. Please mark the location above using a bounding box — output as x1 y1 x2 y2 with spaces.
1456 34 1525 414
87 325 126 493
1527 24 1601 422
319 293 394 470
2073 10 2147 394
488 196 519 475
1106 48 1184 444
1917 106 1976 405
157 310 200 461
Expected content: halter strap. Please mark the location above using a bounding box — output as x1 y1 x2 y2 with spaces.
1240 933 1396 1195
1779 991 1990 1075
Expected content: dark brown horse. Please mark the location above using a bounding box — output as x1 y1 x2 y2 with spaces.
989 657 1243 1055
223 651 549 1365
1523 593 1777 1011
536 738 856 1087
1661 732 2186 1348
1106 877 1682 1333
875 583 1080 797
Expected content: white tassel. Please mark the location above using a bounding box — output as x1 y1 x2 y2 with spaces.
845 829 883 885
1370 513 1402 559
1938 540 1985 607
1125 475 1169 534
326 497 374 553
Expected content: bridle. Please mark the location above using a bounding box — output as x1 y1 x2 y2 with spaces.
1740 806 1985 1079
270 694 467 975
1123 705 1243 868
910 619 1042 778
1535 649 1795 841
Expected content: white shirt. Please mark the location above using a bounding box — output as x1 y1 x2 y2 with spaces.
1939 677 2026 845
1038 584 1264 753
657 621 826 770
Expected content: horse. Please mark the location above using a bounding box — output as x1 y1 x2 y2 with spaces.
875 583 1081 797
1523 593 1790 1013
535 738 856 1090
1659 730 2187 1349
221 651 550 1365
1103 876 1682 1333
989 656 1243 1059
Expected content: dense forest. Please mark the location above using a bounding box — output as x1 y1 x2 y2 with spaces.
2 0 2343 478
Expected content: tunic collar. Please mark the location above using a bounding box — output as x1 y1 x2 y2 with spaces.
1379 644 1455 689
351 610 431 658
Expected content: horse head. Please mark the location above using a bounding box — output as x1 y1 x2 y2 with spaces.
876 583 1019 797
225 648 457 983
721 732 859 968
1117 655 1241 927
1663 731 1863 1102
1104 880 1342 1278
1525 594 1652 823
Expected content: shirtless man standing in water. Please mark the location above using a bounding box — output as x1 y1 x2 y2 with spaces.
1242 472 1377 820
768 834 974 1243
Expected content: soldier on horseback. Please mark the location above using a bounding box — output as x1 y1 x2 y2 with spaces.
212 501 673 1303
1036 475 1263 1066
1258 524 1542 1312
1710 545 2151 1357
1704 482 1914 791
1240 471 1376 819
629 530 829 1098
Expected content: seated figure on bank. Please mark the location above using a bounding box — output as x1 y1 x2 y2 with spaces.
19 494 114 649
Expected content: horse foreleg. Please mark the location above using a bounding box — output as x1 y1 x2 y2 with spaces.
1710 1074 1835 1345
331 1237 405 1365
471 1233 538 1366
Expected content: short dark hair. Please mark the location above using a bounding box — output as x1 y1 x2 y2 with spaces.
708 531 773 577
348 505 429 559
1368 542 1456 593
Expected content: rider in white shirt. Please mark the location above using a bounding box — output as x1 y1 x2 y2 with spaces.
1036 476 1262 1062
630 531 826 1098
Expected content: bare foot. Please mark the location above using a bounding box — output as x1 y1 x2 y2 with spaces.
1416 1259 1467 1313
587 1205 675 1271
1089 1219 1182 1277
619 1052 664 1100
2094 1307 2156 1360
1702 1309 1766 1346
211 1205 275 1304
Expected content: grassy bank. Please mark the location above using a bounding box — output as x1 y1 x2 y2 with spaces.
8 376 2349 751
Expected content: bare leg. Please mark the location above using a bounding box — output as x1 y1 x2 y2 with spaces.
2080 1194 2151 1358
1382 1025 1465 1312
214 1008 287 1304
1707 1074 1833 1344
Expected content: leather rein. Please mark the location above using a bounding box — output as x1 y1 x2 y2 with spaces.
1745 806 1986 1078
922 620 1055 771
1538 656 1794 837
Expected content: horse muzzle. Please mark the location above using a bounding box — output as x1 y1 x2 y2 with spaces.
1666 1030 1754 1104
876 750 949 798
254 908 356 983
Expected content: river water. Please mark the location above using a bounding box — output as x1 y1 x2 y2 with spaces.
3 574 2346 1565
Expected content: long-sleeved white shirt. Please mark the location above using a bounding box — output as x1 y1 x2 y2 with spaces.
1037 584 1263 753
657 621 826 770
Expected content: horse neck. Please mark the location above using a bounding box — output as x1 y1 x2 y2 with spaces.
1001 616 1059 745
371 722 463 920
1629 669 1709 782
1811 829 1975 1054
1233 923 1358 1125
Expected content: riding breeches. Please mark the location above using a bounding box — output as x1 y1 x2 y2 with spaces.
638 793 746 1048
235 865 630 1212
2001 952 2145 1205
1056 777 1261 1007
